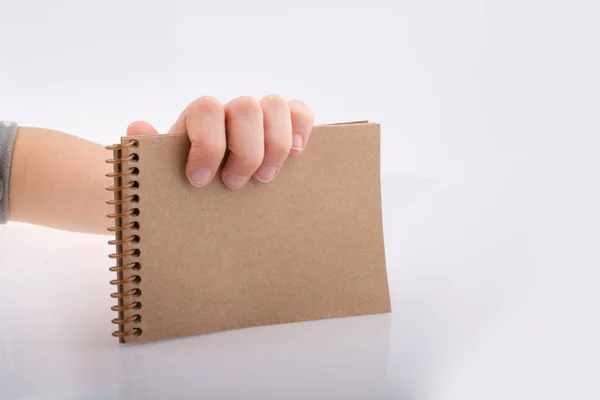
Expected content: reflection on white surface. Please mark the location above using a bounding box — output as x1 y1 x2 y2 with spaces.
1 308 393 399
0 174 431 400
2 168 599 399
118 314 392 399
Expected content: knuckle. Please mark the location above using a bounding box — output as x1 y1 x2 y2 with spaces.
200 139 226 156
290 99 314 122
228 96 262 118
187 96 223 117
228 136 264 167
260 94 288 111
266 135 293 156
190 137 226 159
248 154 265 170
187 145 206 163
300 109 315 125
238 151 264 170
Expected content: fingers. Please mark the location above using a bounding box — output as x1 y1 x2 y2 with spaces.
221 97 265 189
181 97 227 187
254 95 293 183
126 121 159 136
162 95 313 190
288 99 314 156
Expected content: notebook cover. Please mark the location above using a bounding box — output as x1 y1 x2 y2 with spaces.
106 121 391 343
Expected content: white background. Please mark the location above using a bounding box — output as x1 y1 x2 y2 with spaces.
1 0 599 398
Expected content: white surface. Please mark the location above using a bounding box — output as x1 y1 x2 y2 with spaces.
1 0 599 399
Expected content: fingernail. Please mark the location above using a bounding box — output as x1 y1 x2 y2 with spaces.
190 168 212 187
224 174 247 189
292 134 303 151
255 167 277 182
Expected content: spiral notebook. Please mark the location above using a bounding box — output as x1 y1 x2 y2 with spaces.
106 121 391 344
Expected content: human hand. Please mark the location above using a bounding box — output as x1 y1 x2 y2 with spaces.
126 96 314 190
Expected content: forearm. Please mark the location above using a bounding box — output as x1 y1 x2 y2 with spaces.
9 127 113 234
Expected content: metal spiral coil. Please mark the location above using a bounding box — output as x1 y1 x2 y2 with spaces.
106 138 143 340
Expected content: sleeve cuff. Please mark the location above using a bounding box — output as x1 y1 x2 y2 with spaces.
0 121 18 224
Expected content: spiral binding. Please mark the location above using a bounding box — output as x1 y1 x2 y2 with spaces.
105 139 143 340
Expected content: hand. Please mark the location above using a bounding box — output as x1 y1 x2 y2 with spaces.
126 95 314 190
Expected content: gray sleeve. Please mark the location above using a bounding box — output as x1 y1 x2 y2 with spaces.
0 121 18 224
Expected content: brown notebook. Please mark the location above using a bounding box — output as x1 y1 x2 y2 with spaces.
105 121 391 343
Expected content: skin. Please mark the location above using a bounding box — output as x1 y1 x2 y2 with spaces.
8 95 314 235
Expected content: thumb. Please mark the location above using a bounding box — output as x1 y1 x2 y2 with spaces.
126 121 159 136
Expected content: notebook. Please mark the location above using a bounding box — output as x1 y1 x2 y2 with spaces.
105 121 391 344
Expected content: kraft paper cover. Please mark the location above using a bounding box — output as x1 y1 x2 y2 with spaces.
108 121 391 343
